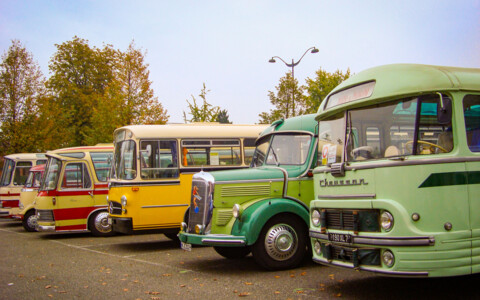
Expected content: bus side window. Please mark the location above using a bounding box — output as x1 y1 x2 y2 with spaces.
463 95 480 152
62 163 91 189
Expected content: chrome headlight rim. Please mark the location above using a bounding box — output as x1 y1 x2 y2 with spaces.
121 195 127 207
382 249 395 267
311 209 321 227
380 211 394 231
232 204 242 219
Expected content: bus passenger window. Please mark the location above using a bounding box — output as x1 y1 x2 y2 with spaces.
140 140 178 179
463 95 480 152
62 163 91 189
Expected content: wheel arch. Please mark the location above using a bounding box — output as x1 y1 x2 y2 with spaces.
231 198 309 246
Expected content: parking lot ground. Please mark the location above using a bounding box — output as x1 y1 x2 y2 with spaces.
1 219 479 299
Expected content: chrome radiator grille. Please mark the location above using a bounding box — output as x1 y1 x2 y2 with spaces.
36 209 54 222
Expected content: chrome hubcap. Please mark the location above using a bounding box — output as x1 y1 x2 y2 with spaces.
264 224 298 261
94 212 112 233
27 214 37 230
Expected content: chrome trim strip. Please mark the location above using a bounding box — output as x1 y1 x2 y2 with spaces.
216 177 310 185
317 194 376 200
202 238 246 245
141 204 189 208
309 230 435 246
313 156 480 174
37 225 56 232
312 257 429 277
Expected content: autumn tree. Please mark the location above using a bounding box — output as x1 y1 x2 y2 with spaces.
0 40 46 155
258 72 304 124
303 67 351 113
183 83 220 123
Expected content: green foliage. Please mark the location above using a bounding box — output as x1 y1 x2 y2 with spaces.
259 67 351 123
183 83 220 123
258 72 305 124
216 109 232 124
0 40 46 156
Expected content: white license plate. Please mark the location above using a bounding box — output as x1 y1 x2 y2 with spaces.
181 242 192 251
107 218 112 225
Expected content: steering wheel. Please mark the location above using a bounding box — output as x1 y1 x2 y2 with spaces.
405 140 448 154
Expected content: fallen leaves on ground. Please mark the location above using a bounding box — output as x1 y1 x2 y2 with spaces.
238 292 250 297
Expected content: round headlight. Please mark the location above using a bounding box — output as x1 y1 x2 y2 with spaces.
121 195 127 207
382 250 395 267
195 224 204 234
314 240 322 255
380 211 394 231
311 209 321 227
232 204 242 219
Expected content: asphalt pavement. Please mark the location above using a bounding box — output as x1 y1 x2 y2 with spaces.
0 219 479 299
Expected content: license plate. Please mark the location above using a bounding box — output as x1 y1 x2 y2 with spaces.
107 218 112 225
328 233 352 244
181 242 192 251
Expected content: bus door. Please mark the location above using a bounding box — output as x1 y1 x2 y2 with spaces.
138 140 184 229
55 161 94 231
463 94 480 273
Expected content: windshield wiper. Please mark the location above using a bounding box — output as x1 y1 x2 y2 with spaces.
270 147 280 166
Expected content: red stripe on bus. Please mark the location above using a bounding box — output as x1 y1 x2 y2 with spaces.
53 207 97 221
0 193 21 197
1 200 19 208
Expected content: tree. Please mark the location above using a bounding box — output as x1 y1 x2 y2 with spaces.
258 72 305 124
303 67 351 113
216 109 231 124
183 83 220 123
0 40 46 155
46 36 116 146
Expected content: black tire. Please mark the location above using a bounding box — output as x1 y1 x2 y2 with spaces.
214 246 251 259
22 210 37 232
251 214 308 270
89 211 114 237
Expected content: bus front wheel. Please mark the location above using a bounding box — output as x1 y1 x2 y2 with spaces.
252 214 308 270
89 211 114 237
22 210 38 232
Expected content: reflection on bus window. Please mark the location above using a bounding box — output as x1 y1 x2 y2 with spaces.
140 140 179 179
62 163 92 189
13 162 32 186
318 116 345 166
91 152 113 182
243 138 257 165
463 95 480 152
266 134 311 165
251 136 270 167
345 94 453 162
42 158 61 190
181 139 241 167
114 140 137 180
0 159 15 186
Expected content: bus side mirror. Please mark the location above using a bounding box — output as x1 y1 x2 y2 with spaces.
437 95 452 125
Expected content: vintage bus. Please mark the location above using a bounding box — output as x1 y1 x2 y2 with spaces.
309 64 480 277
108 123 267 238
35 145 114 236
0 153 47 218
14 164 45 231
178 114 318 270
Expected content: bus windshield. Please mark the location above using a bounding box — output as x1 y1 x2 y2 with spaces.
0 159 15 186
113 140 137 180
318 93 453 165
41 158 61 191
252 133 312 167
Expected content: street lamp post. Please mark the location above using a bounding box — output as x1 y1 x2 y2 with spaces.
269 47 319 118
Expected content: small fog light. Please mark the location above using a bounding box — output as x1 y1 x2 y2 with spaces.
311 209 321 227
382 250 395 267
380 211 394 231
121 195 127 207
195 224 204 234
314 240 322 255
232 204 243 219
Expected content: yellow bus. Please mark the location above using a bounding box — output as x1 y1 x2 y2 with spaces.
35 145 114 236
0 153 47 218
108 123 267 239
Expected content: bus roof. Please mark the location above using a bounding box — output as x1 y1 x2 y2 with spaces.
3 153 46 161
29 164 46 172
317 64 480 120
46 145 114 160
114 124 268 140
258 114 317 138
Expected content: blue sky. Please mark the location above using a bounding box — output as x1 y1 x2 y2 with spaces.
1 0 479 124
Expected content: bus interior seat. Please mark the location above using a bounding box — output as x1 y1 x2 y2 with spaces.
384 145 400 157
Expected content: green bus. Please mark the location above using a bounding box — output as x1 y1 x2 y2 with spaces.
309 64 480 277
178 114 318 270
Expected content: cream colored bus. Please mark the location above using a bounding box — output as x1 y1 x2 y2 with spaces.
108 123 267 239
